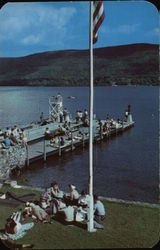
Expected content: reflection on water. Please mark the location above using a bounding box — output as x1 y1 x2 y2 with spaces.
0 86 159 203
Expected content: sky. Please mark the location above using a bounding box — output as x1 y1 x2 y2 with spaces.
0 1 159 57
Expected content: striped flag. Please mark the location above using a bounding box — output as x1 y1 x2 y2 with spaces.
93 1 105 44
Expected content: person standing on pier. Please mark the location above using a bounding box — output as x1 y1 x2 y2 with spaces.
83 109 88 121
63 108 67 121
98 120 103 135
40 112 44 124
60 111 63 123
76 111 80 124
106 114 110 122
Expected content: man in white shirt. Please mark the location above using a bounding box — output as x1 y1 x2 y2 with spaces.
94 195 105 229
69 184 80 205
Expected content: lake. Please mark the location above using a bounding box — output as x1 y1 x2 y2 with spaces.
0 86 159 204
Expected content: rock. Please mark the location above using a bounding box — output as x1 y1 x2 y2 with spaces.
10 180 18 187
4 180 17 187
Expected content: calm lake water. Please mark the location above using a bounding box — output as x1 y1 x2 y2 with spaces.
0 86 159 204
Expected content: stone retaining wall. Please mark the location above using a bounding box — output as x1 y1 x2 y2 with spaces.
0 145 26 180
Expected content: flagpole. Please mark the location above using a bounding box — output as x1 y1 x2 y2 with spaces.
88 0 95 232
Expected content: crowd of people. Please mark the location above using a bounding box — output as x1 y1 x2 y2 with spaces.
23 181 105 228
0 182 105 242
44 119 75 147
0 125 27 149
98 114 123 135
44 110 124 147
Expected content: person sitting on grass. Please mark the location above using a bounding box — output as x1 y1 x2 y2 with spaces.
64 184 80 206
40 188 52 214
47 182 65 216
69 184 80 203
39 188 62 217
50 181 64 200
78 190 89 208
93 195 105 229
51 197 67 217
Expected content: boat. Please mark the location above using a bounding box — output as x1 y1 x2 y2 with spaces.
111 81 117 87
68 95 76 99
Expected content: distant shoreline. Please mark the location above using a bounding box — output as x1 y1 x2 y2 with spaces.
0 44 158 87
0 83 159 87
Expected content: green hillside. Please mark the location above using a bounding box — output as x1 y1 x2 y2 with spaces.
0 43 159 86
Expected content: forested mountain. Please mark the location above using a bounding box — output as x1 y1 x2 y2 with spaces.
0 43 159 86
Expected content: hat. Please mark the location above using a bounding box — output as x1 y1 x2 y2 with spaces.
69 184 76 190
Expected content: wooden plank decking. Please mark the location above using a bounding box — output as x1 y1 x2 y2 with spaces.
25 119 134 166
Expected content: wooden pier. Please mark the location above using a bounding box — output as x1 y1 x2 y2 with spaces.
25 119 134 167
0 93 135 179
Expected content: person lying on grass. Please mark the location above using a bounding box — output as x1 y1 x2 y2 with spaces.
0 210 34 241
24 201 49 223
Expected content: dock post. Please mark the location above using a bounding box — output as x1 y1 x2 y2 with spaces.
82 132 85 147
93 124 95 142
58 136 61 156
43 139 46 161
71 131 74 151
26 143 29 167
100 128 103 140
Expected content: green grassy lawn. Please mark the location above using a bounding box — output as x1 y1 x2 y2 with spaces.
0 185 159 249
